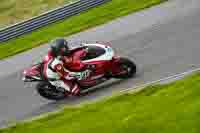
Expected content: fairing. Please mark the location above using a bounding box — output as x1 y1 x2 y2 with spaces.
23 43 122 86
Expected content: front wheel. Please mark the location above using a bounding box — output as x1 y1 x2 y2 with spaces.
36 82 66 100
113 57 136 79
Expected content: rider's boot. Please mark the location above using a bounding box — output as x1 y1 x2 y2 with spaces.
70 83 81 96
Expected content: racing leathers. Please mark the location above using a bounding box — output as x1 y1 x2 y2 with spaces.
43 48 90 96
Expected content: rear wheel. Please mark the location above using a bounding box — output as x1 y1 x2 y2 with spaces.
113 57 136 79
36 82 66 100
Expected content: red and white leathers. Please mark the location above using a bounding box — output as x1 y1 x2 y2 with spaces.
43 48 90 96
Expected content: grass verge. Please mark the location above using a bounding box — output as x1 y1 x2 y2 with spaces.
1 72 200 133
0 0 76 29
0 0 166 60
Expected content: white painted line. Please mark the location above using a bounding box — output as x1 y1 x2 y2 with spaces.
120 67 200 94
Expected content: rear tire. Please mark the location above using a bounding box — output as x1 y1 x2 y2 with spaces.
113 57 136 79
36 82 66 100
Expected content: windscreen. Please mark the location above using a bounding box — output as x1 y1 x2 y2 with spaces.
82 46 105 60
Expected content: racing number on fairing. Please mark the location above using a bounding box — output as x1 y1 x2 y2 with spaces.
81 70 91 80
73 70 91 80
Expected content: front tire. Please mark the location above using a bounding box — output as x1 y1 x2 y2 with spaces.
113 57 136 79
36 82 66 100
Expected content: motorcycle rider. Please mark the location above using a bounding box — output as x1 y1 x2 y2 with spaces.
43 38 92 96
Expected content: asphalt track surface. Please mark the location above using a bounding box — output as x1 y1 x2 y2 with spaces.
1 0 200 127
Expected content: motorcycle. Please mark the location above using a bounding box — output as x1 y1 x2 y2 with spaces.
22 42 137 100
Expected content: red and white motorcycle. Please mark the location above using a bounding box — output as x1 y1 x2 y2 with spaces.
22 42 136 100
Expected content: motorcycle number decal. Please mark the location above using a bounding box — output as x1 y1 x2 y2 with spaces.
83 70 91 79
76 70 90 80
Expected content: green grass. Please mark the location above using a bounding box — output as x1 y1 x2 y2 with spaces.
1 72 200 133
0 0 76 29
0 0 166 60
